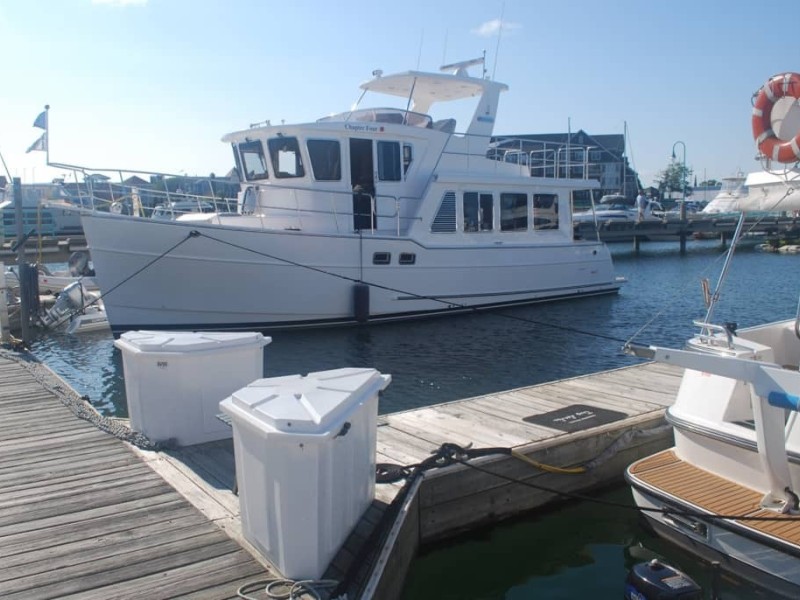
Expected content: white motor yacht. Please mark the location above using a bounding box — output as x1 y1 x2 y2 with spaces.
49 58 624 332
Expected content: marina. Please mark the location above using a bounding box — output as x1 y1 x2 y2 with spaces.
0 331 681 599
4 6 800 597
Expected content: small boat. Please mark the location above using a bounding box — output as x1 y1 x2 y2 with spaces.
43 57 624 332
624 72 800 598
39 280 108 334
701 173 747 214
4 251 98 295
572 194 663 224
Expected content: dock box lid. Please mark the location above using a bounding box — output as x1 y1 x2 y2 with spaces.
114 330 270 353
226 368 390 434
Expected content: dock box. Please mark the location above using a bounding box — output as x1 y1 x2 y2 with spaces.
220 367 390 580
115 330 270 446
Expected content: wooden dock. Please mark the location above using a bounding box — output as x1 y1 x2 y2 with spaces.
0 350 272 600
0 345 685 600
0 236 88 265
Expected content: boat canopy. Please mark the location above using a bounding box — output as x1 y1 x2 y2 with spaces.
359 70 507 114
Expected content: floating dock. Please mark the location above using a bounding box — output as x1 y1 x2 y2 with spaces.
0 348 683 599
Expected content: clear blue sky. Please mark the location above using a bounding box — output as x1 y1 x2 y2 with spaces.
0 0 794 187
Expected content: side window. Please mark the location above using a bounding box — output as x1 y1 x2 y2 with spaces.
500 192 528 232
533 193 559 230
267 137 305 178
463 192 493 232
307 139 341 181
377 141 402 181
238 141 269 181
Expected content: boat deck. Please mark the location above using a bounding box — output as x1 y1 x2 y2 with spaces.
629 449 800 546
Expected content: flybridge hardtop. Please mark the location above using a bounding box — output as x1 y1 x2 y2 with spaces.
223 59 509 143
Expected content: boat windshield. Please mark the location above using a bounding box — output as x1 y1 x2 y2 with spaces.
318 108 432 128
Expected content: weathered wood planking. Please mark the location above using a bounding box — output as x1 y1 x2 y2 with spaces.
0 350 271 600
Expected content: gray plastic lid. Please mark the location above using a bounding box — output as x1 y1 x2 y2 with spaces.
115 330 270 353
228 367 390 434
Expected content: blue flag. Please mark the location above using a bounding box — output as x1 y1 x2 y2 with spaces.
33 110 47 130
26 132 47 153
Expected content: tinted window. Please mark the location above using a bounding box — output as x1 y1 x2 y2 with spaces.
268 137 305 178
500 193 528 231
378 141 401 181
533 193 559 230
307 139 341 181
239 140 268 181
463 192 493 232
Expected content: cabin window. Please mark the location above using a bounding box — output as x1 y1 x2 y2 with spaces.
307 139 341 181
373 252 391 265
403 144 413 175
377 141 402 181
268 136 305 178
500 192 528 232
238 141 269 181
399 253 416 265
463 192 494 232
533 193 559 230
431 191 457 233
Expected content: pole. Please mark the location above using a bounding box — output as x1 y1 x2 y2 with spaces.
0 265 9 343
13 178 29 343
672 141 687 254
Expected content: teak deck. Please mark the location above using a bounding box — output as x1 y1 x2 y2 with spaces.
630 449 800 546
1 346 685 600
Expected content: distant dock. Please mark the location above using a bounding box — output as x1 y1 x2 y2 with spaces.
574 213 800 250
0 348 682 599
0 236 87 265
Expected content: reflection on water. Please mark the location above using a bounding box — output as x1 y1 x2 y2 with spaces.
402 486 770 600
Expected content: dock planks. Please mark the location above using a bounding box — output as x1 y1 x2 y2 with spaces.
0 351 270 600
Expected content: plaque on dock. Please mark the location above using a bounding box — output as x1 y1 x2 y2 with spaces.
523 404 627 432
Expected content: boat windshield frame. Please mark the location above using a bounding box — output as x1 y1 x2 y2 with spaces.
318 108 432 128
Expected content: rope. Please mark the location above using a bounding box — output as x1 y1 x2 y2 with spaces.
237 578 341 600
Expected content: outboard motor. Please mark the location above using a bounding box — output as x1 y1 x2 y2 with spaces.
625 559 702 599
40 281 95 329
68 251 95 277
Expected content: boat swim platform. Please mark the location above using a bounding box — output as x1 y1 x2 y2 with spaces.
0 348 683 600
630 449 800 547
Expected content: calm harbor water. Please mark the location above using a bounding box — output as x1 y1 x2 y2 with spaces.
27 238 800 598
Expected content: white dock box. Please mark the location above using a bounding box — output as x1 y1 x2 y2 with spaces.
115 331 270 446
220 367 390 580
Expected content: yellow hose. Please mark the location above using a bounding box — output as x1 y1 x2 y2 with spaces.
511 449 586 474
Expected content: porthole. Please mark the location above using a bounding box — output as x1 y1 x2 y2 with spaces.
399 253 416 265
373 252 391 265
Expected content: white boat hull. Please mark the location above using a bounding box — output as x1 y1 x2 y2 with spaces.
630 484 800 599
81 212 621 332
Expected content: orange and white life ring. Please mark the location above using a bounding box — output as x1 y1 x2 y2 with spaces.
752 72 800 163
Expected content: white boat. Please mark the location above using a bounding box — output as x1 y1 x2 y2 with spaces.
39 280 108 334
573 194 663 224
0 182 84 236
624 72 800 598
4 252 99 295
61 58 623 332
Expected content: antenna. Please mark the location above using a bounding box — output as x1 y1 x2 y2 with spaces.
416 29 424 70
491 0 506 80
441 29 448 66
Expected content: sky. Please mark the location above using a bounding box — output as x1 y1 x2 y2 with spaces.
0 0 796 188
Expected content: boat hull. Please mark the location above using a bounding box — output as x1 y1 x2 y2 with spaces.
629 482 800 599
81 212 622 332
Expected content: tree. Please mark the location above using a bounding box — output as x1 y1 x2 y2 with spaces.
655 160 694 198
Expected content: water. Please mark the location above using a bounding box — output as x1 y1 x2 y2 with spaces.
26 239 800 598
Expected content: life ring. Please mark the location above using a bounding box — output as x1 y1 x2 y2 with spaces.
752 72 800 163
